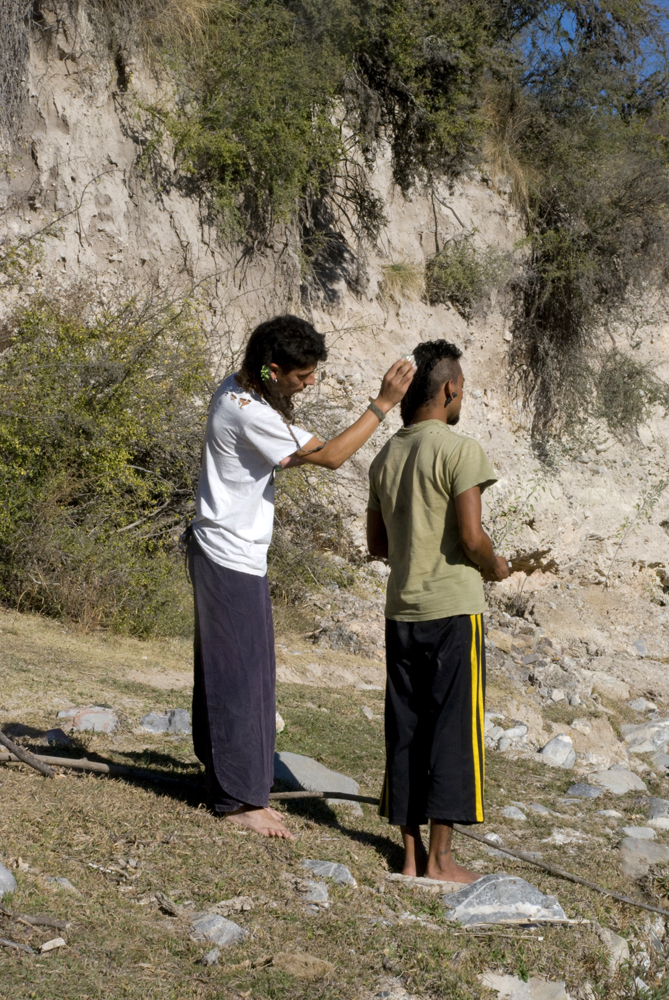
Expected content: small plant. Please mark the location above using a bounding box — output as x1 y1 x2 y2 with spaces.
594 348 669 438
425 236 509 319
380 259 424 302
605 478 669 587
486 473 546 555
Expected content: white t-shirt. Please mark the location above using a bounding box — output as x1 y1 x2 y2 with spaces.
193 374 312 576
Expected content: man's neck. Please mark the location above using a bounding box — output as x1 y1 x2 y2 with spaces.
411 407 448 425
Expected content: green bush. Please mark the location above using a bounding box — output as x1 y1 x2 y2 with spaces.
425 237 508 318
0 291 211 635
594 348 669 437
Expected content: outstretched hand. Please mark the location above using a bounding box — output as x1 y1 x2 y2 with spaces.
377 358 416 409
480 556 510 582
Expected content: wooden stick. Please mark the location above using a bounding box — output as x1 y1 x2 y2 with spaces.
268 790 380 804
0 752 196 787
0 731 55 778
0 936 34 955
0 904 67 930
452 824 669 920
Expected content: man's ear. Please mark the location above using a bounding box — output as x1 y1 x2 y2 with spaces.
444 378 456 404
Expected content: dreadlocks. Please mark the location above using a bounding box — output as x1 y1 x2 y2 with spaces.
238 315 328 421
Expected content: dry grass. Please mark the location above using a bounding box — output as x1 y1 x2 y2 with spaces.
1 608 668 998
380 259 425 302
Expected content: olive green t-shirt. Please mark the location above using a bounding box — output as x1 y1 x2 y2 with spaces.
368 420 497 621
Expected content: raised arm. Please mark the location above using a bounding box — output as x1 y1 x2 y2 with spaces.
280 358 415 470
454 486 509 582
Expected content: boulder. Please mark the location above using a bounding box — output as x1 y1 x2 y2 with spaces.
442 873 566 926
274 751 362 814
57 706 118 733
588 768 647 795
619 837 669 878
190 913 249 947
139 711 169 733
301 859 356 886
540 735 575 769
0 861 17 898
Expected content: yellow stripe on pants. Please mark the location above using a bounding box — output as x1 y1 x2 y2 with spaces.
470 614 484 822
477 614 485 785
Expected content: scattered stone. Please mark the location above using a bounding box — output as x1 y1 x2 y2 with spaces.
139 711 169 733
0 862 17 898
571 718 591 735
301 881 329 904
271 951 333 980
540 734 576 769
633 639 647 658
190 913 249 947
301 859 356 886
442 873 567 926
155 892 180 915
620 826 656 840
488 629 514 654
597 809 623 818
585 672 631 703
628 698 653 713
502 725 529 740
40 937 66 953
201 948 220 966
57 706 118 734
588 768 647 795
361 706 374 721
652 752 669 772
596 926 629 974
45 876 79 893
355 683 383 691
37 728 73 747
526 803 551 815
569 694 581 707
484 832 504 845
647 797 669 830
551 688 565 702
635 978 651 996
274 751 363 815
275 711 286 734
140 708 192 735
210 895 254 916
502 806 526 821
480 971 570 999
619 837 669 878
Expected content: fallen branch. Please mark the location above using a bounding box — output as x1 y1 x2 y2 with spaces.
0 731 55 778
268 790 379 805
0 936 34 955
0 904 68 930
0 752 197 787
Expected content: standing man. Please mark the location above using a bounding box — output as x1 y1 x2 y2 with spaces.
367 340 509 882
190 315 414 839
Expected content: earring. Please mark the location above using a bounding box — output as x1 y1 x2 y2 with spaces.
451 392 457 398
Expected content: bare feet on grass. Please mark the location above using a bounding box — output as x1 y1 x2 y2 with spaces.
425 856 482 884
225 805 296 839
400 825 428 877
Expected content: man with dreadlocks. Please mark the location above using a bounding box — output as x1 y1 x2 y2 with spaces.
189 315 414 839
367 340 509 882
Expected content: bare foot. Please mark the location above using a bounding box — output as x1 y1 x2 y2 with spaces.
425 858 482 884
225 805 296 840
401 825 428 877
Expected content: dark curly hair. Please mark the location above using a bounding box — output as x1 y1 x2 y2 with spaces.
238 315 328 420
400 340 463 426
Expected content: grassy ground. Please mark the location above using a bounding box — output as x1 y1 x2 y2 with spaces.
1 609 669 999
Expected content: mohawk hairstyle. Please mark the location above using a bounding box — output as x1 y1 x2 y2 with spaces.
400 340 462 426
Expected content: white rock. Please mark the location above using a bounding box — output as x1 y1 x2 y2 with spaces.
57 705 118 733
540 735 576 769
443 874 566 927
588 768 647 795
0 862 17 898
502 806 526 821
40 937 66 952
526 803 551 815
190 913 249 947
480 971 570 999
619 837 669 877
361 706 374 720
275 711 286 734
301 859 356 886
596 926 629 973
620 826 655 840
551 688 565 702
274 751 362 815
571 718 591 735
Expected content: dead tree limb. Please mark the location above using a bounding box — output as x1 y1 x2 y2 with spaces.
0 936 34 955
0 731 55 778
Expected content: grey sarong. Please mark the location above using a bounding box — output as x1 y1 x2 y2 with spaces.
189 536 276 813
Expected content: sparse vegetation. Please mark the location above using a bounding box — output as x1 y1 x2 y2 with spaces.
426 235 509 318
379 259 424 302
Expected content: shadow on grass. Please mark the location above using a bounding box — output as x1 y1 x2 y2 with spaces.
282 796 404 872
